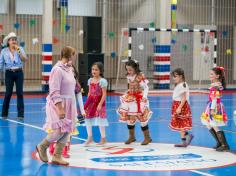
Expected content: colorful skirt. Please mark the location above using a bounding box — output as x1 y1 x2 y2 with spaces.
169 101 192 131
117 93 152 124
201 102 227 126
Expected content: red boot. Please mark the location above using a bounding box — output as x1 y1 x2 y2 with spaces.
49 142 56 156
62 144 70 158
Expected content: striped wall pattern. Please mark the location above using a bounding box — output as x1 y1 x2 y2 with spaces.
153 45 171 89
42 44 53 92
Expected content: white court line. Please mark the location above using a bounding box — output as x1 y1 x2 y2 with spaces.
5 119 86 141
5 102 234 114
2 119 220 175
190 170 214 176
0 98 234 106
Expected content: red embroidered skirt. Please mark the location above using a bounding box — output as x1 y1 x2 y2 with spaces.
169 101 192 131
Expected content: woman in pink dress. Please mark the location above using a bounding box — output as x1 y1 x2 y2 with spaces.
36 46 77 166
84 62 108 146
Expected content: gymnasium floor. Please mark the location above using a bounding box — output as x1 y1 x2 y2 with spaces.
0 92 236 176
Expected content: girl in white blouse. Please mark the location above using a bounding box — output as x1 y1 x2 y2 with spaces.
169 68 193 147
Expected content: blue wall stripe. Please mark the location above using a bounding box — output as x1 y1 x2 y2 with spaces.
171 5 177 10
42 65 52 72
60 0 68 7
154 45 171 53
42 44 52 52
154 65 170 72
154 84 170 89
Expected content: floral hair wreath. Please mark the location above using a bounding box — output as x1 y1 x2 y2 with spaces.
216 66 225 76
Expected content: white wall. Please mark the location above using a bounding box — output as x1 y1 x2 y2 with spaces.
16 0 43 15
0 0 8 14
68 0 96 16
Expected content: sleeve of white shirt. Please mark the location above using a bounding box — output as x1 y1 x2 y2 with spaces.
76 92 85 115
140 80 149 98
19 47 27 59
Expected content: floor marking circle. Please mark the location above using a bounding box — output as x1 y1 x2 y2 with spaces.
32 143 236 171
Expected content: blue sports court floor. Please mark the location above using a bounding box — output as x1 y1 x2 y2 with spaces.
1 92 236 176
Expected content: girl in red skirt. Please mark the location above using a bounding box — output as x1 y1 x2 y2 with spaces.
169 68 193 147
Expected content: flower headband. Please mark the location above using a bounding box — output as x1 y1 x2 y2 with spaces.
216 66 225 76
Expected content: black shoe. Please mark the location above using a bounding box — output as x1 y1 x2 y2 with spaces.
1 116 7 120
17 117 24 121
209 128 221 149
216 131 230 152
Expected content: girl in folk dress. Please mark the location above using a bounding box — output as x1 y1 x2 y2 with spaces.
169 68 193 147
201 66 229 152
84 62 108 146
117 59 152 145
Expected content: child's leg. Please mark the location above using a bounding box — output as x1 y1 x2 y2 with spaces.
125 120 136 144
174 130 187 147
46 129 65 143
52 132 70 166
207 125 221 149
212 126 220 132
36 129 65 163
99 126 106 138
140 121 152 145
213 126 230 152
86 125 93 137
180 130 185 138
184 131 194 146
62 134 71 158
97 126 106 145
84 126 94 146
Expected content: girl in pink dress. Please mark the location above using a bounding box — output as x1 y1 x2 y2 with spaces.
36 46 78 166
201 66 229 152
84 62 108 146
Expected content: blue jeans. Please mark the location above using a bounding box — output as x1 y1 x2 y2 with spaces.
2 70 24 117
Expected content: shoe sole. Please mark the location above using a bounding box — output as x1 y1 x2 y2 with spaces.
17 118 24 121
141 139 152 145
51 161 69 166
174 143 187 147
125 139 136 145
84 142 95 147
36 146 48 163
62 155 70 158
216 147 230 152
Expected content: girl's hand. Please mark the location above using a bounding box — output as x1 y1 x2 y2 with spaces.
176 107 182 114
81 113 86 117
143 97 147 103
57 107 65 119
97 104 102 112
14 45 21 54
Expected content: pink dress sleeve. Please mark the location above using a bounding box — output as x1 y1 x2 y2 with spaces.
49 66 63 105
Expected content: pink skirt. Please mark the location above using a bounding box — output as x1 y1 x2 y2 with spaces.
43 96 77 133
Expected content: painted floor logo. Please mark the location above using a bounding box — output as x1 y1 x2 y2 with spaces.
33 143 236 171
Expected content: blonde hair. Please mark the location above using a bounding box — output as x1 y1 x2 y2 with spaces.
61 46 76 60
